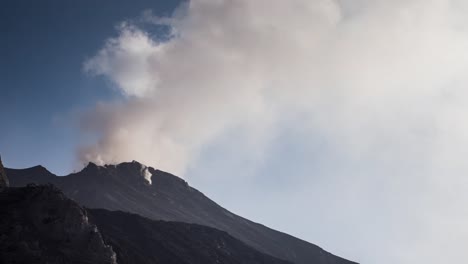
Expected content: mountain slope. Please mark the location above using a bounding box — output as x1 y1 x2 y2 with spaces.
0 185 117 264
7 161 357 264
89 208 291 264
0 156 9 189
0 184 291 264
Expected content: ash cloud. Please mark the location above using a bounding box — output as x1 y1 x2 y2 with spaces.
80 1 468 263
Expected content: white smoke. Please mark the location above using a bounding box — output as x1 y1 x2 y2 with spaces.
140 165 152 185
80 0 468 263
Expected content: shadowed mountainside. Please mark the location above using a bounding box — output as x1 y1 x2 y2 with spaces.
0 156 9 189
89 208 291 264
7 161 357 264
0 184 292 264
0 185 117 264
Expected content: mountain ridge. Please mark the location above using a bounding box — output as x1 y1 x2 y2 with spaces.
0 184 293 264
7 161 357 264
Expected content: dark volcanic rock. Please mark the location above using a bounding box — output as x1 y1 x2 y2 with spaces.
89 208 292 264
0 156 9 189
0 185 117 264
7 161 357 264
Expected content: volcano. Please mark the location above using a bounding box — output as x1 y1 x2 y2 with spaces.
7 161 356 264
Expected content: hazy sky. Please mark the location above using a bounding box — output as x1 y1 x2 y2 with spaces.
3 1 468 263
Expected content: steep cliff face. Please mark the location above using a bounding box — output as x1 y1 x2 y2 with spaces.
0 185 117 264
8 161 357 264
0 156 9 189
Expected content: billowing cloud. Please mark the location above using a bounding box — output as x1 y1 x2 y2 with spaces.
81 0 468 263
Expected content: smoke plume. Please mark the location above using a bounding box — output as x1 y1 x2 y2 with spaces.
80 1 468 263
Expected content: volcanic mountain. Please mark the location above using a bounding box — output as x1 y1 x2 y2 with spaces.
0 186 292 264
0 159 294 264
7 161 356 264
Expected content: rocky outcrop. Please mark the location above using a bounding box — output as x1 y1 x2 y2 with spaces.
0 184 117 264
0 156 9 189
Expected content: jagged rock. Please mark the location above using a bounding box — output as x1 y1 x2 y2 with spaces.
0 185 117 264
0 156 9 189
